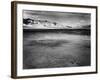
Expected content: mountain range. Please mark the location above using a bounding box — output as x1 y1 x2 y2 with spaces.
23 18 90 29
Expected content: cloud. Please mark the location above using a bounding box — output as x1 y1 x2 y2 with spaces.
23 10 91 28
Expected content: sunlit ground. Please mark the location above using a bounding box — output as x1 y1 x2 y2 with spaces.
23 31 90 69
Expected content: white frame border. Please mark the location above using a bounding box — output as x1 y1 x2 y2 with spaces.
16 3 97 77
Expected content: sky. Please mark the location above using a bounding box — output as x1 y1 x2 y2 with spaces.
23 10 91 29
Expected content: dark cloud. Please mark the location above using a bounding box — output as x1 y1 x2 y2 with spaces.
23 10 91 27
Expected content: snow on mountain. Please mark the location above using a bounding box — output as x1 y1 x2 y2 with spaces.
23 18 72 29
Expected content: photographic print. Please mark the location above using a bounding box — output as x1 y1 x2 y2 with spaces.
23 10 91 69
11 1 97 78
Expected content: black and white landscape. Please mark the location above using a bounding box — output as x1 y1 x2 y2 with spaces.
23 10 91 69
